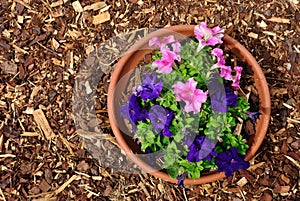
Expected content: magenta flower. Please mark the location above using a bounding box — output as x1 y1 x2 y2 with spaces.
152 47 181 74
232 66 243 89
149 37 162 47
211 48 232 81
211 48 225 66
149 35 181 53
149 36 181 74
220 66 232 81
194 22 224 51
173 78 208 114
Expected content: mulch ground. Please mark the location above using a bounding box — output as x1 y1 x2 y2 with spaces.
0 0 299 200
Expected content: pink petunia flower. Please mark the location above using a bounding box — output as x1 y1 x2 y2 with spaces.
220 66 232 81
211 48 225 66
232 66 243 89
153 47 181 74
173 78 208 114
149 35 181 53
194 22 224 51
149 35 181 74
211 48 232 81
149 37 162 47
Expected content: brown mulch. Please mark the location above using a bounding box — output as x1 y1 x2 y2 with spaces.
0 0 299 200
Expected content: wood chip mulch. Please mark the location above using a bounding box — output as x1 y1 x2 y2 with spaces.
0 0 299 200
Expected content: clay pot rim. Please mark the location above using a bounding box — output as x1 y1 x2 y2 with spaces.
107 25 271 185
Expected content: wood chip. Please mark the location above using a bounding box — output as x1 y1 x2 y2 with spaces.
20 132 40 137
0 61 18 75
0 188 6 201
50 1 62 7
138 182 151 198
267 17 290 24
13 0 32 9
17 16 24 24
236 177 248 187
280 174 290 184
270 88 288 96
10 43 28 54
72 1 83 13
46 175 81 198
92 11 110 25
52 38 60 50
283 103 294 110
0 154 16 158
258 20 268 28
32 198 57 201
0 134 3 153
263 31 277 36
91 176 103 180
248 162 265 171
59 133 75 156
83 2 106 11
248 32 258 39
32 109 55 140
284 155 300 169
279 186 290 194
50 0 66 7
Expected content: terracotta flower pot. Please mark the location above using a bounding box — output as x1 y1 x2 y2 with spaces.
107 25 271 185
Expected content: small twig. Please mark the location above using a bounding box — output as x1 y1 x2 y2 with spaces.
95 109 108 113
37 42 61 56
0 154 16 158
0 187 6 201
59 133 75 156
287 118 300 124
13 0 32 9
285 155 300 170
9 43 28 54
183 188 188 201
0 134 4 153
46 175 81 198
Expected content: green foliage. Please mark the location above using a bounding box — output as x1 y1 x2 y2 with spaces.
228 97 250 119
215 133 249 155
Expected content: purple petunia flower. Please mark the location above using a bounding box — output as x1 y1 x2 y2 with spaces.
208 74 228 113
194 22 224 51
225 87 238 108
134 74 163 101
120 95 148 127
215 147 250 177
177 171 188 188
186 135 217 162
244 111 261 122
182 129 195 147
208 75 238 112
148 105 174 137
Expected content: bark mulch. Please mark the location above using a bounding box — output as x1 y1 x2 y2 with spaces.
0 0 299 200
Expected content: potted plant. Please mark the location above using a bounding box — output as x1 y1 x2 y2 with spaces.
107 24 271 186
